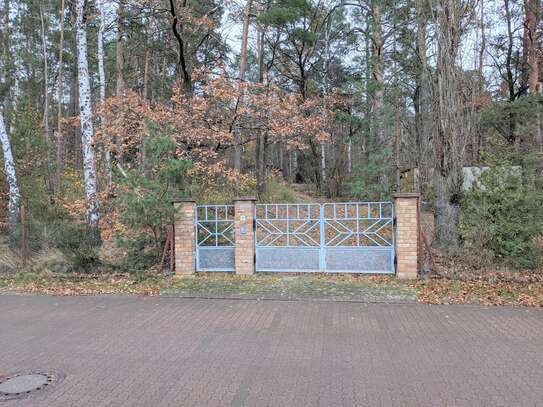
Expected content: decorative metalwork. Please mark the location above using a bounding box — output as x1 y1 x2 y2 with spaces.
195 205 235 272
255 202 394 273
323 202 393 247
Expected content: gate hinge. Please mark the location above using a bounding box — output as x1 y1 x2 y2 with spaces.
393 216 397 227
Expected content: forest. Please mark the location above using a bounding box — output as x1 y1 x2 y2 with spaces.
0 0 542 274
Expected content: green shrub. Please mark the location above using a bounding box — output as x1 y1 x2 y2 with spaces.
52 222 102 271
116 123 191 269
460 167 543 269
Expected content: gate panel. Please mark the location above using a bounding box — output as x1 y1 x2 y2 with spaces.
255 202 395 273
196 205 235 272
255 204 321 272
323 202 394 273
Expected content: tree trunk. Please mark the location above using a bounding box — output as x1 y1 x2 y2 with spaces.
234 0 253 173
394 108 401 191
414 0 431 192
116 0 125 97
431 0 472 250
0 0 11 128
54 0 65 196
75 0 100 231
0 110 20 233
371 1 387 186
39 5 50 147
98 0 112 188
168 0 192 95
523 0 540 93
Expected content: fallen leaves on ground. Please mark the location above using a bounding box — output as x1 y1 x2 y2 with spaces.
415 278 543 307
0 271 542 307
0 273 162 296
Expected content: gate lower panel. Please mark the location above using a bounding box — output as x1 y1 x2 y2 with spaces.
196 247 235 272
324 247 394 273
256 247 320 272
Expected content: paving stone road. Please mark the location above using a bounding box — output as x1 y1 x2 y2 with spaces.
1 294 542 406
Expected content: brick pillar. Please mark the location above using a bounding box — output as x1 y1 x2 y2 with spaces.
394 193 420 279
234 197 256 275
172 198 196 275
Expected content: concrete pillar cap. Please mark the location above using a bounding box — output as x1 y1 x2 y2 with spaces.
393 193 420 199
234 196 257 202
171 197 196 203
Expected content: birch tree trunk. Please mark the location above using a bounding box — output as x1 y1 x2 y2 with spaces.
54 0 65 195
0 0 12 127
75 0 100 230
0 110 20 232
98 0 112 188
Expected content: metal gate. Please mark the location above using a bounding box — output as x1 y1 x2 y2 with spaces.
195 205 235 272
255 202 395 273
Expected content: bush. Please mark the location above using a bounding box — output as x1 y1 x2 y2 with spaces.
52 222 102 271
460 167 543 269
116 123 191 268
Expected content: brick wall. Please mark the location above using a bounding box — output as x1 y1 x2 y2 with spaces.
173 199 196 275
393 193 420 279
234 198 256 275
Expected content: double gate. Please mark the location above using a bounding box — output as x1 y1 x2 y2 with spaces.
195 202 395 273
255 202 395 273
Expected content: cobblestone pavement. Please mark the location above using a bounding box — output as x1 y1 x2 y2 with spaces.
1 294 542 407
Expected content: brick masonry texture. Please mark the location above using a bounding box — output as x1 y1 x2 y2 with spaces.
1 295 543 407
394 195 420 279
173 201 196 275
234 199 256 275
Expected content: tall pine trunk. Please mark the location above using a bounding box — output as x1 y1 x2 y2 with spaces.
371 1 387 187
75 0 100 231
235 0 252 173
414 0 431 192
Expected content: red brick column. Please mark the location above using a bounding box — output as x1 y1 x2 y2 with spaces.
172 198 196 275
234 197 256 275
394 193 420 279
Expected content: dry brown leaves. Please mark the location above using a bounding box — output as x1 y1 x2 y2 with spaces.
0 273 162 296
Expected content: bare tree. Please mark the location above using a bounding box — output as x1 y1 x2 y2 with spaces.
430 0 477 249
75 0 100 230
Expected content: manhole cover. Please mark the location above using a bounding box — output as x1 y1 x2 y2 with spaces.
0 371 62 401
